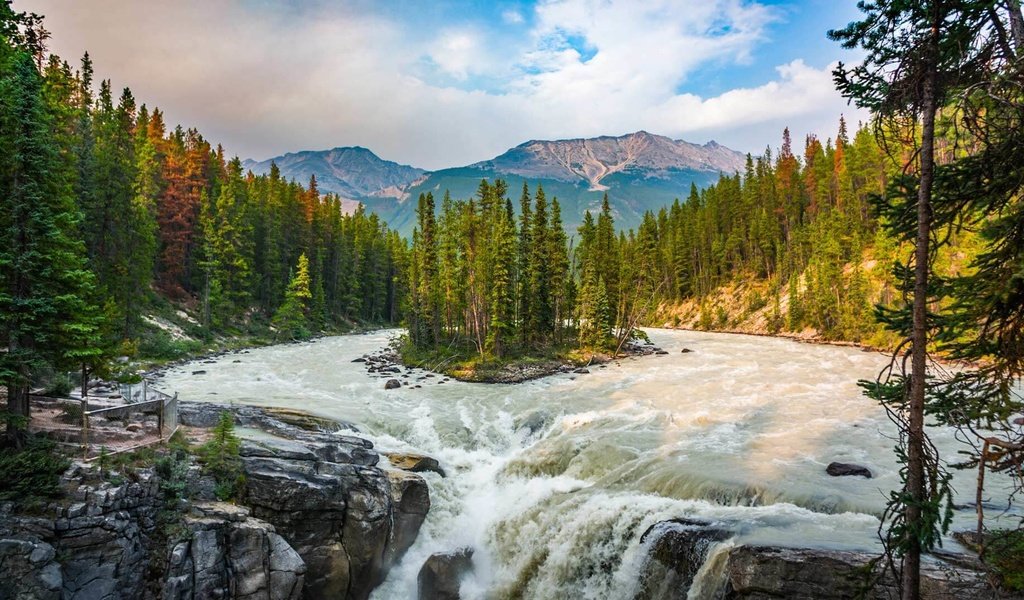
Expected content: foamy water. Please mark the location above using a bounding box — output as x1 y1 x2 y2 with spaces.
157 329 1020 599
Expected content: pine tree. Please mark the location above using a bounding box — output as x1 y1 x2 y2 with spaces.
272 253 312 340
830 3 999 595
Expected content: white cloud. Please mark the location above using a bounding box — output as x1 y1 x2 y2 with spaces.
502 9 525 24
22 0 866 170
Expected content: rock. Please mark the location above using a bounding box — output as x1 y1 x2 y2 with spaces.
0 538 62 599
715 545 996 599
514 409 552 437
352 357 366 363
239 419 428 600
573 367 590 374
386 452 446 477
191 370 207 375
655 349 669 355
387 470 431 567
178 402 360 434
385 379 402 390
826 462 872 478
418 548 474 600
163 502 306 600
635 518 731 599
680 348 693 353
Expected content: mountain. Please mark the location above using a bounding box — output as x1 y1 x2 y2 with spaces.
242 146 426 200
245 132 746 235
470 131 745 191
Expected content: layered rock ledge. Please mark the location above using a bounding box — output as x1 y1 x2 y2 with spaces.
0 402 432 600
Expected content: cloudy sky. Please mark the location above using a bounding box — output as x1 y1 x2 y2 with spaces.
21 0 868 170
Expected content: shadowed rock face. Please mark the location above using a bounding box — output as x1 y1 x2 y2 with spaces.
634 518 731 600
418 548 474 600
472 131 745 191
0 404 432 600
163 502 306 600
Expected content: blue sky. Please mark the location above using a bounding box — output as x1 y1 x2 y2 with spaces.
24 0 870 170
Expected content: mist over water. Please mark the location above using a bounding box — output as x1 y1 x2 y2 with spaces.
158 329 1018 599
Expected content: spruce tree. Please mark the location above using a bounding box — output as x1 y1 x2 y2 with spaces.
272 253 312 340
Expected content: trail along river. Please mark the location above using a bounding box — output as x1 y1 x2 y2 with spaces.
157 328 1020 599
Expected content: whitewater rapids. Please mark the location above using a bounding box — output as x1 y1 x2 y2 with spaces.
157 328 1019 599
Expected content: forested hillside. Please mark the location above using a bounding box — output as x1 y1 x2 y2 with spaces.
0 3 407 402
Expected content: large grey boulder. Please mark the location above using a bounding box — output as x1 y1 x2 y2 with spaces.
418 548 474 600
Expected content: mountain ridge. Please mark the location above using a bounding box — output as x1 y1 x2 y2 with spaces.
244 131 747 233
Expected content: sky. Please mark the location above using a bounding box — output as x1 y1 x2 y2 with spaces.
20 0 870 170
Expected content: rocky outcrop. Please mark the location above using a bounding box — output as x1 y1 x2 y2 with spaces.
635 518 1018 600
163 502 305 600
418 548 474 600
177 402 359 434
1 404 433 600
715 545 1007 599
385 452 446 477
236 420 430 600
0 534 61 600
634 518 731 599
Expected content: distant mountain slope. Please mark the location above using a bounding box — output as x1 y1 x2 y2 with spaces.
471 131 745 191
246 132 746 235
242 146 426 200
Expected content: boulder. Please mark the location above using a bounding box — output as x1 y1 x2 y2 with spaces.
418 548 474 600
634 518 731 599
826 462 872 478
386 452 446 477
385 379 402 390
680 348 693 353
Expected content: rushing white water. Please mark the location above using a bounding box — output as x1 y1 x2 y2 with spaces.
157 329 1020 599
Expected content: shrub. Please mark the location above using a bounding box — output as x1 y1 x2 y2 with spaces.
986 529 1024 591
198 412 244 501
0 436 70 504
44 373 74 398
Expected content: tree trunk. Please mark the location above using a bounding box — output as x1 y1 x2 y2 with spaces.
1007 0 1024 51
904 16 939 598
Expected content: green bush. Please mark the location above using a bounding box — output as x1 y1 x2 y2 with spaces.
155 448 191 502
0 436 70 504
986 529 1024 591
136 329 202 361
44 373 74 397
198 412 245 501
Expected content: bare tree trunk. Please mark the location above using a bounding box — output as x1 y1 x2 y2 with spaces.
1007 0 1024 51
904 17 939 598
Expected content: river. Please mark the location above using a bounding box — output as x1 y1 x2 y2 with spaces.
157 328 1019 599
